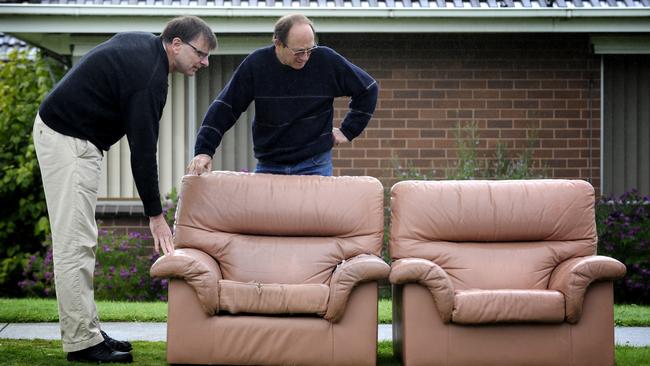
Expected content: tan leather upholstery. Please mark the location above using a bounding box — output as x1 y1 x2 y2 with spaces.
389 179 626 366
218 280 330 315
151 172 389 365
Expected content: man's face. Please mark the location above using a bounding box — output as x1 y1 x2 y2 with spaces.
174 35 210 76
275 23 317 70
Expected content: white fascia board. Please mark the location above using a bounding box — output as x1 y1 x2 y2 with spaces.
1 5 650 33
591 35 650 54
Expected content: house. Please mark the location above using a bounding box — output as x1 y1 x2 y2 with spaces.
1 1 649 231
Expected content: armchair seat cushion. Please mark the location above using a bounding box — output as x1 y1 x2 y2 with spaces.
219 280 330 315
452 289 565 324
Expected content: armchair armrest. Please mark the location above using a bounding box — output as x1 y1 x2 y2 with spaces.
549 255 626 323
150 248 222 315
324 254 390 323
389 258 455 323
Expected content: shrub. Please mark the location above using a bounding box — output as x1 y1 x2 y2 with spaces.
19 230 168 302
596 190 650 304
447 121 546 180
0 49 62 296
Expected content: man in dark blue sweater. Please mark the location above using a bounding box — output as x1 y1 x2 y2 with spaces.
33 16 216 363
187 13 378 176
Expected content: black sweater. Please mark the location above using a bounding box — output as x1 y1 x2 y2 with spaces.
39 32 169 217
194 45 378 164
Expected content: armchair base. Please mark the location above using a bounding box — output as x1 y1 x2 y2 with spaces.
167 279 380 365
393 282 615 366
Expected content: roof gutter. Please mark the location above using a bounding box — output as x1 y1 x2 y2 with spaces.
1 4 649 33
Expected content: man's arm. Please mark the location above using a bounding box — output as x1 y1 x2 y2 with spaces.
188 61 254 175
124 88 174 255
333 53 379 142
338 78 378 141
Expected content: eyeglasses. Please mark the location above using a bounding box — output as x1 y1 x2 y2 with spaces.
181 39 209 60
284 44 319 57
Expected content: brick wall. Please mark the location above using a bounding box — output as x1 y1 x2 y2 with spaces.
324 33 602 192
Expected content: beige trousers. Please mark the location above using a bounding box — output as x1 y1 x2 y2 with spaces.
33 114 105 352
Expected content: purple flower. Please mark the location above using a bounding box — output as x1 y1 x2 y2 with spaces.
44 250 53 266
119 268 130 279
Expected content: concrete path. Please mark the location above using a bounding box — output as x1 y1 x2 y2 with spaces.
1 323 649 347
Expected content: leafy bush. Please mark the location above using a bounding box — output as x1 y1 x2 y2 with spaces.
597 190 650 304
0 49 63 296
19 230 168 302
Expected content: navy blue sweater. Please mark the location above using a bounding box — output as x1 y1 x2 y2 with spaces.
194 45 378 164
39 32 168 216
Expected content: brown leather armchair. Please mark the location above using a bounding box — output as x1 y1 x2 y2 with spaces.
388 179 626 366
151 172 389 365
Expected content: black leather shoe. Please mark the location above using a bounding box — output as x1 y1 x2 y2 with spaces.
101 330 133 352
67 341 133 363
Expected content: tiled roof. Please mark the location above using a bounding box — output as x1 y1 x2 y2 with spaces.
0 32 34 60
27 0 650 7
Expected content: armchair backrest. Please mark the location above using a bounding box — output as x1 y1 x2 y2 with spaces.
173 172 384 285
390 179 597 290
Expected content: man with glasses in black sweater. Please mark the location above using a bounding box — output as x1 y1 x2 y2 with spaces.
187 13 378 176
33 15 217 363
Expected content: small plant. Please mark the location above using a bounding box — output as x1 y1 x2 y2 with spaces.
489 140 540 179
447 121 482 180
447 121 545 180
596 190 650 304
163 187 179 228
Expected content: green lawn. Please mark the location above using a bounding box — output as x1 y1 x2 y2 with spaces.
616 304 650 326
0 298 167 322
1 339 648 366
1 298 648 326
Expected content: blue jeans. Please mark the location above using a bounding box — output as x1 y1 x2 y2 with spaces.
255 150 333 176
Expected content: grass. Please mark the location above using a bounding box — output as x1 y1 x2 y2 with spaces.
1 298 649 326
0 339 648 365
0 339 167 366
617 346 650 366
379 298 391 324
616 304 650 326
0 298 167 323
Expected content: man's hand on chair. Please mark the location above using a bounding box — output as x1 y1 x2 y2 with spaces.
187 154 212 175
